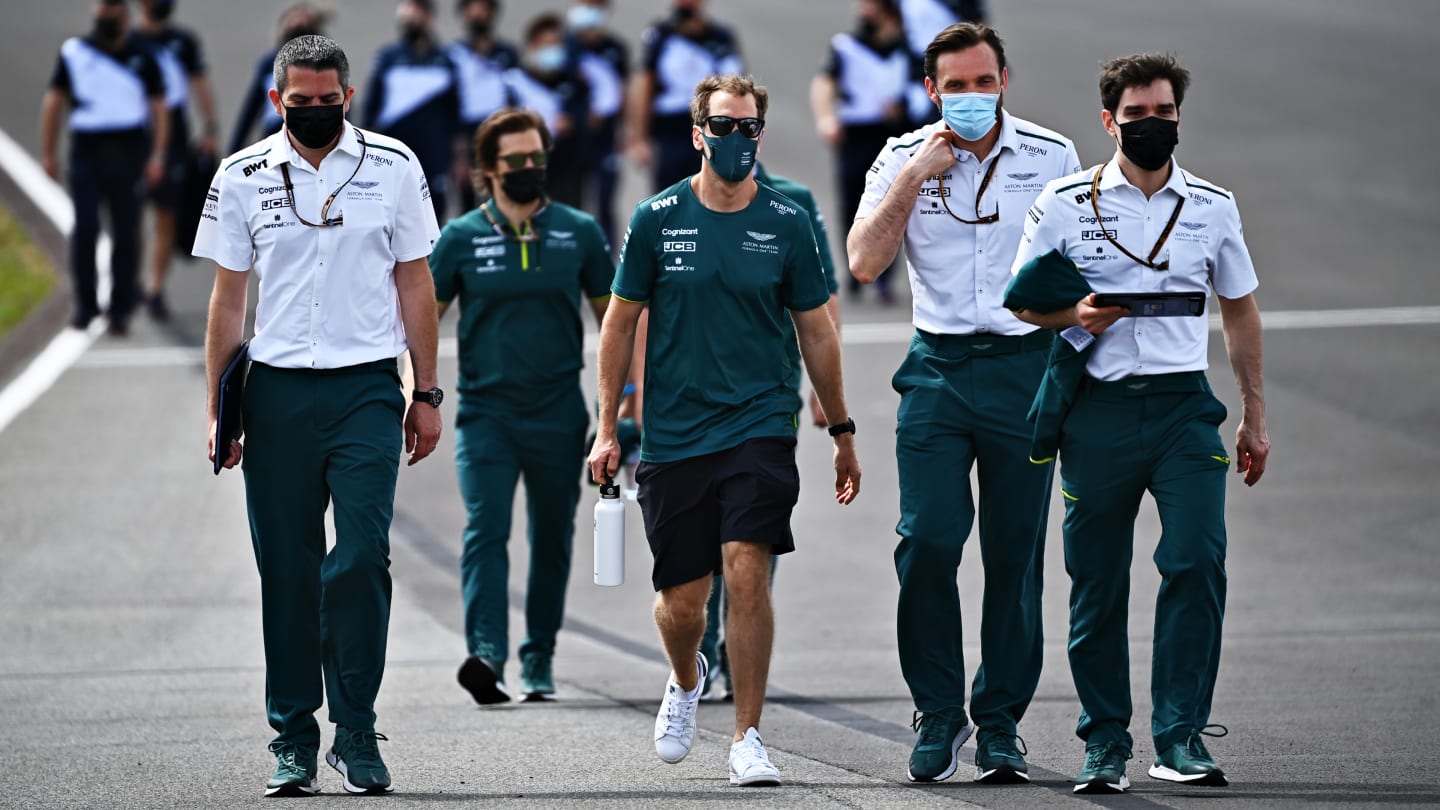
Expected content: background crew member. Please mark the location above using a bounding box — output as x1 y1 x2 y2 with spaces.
196 34 442 797
1011 53 1268 795
812 0 910 302
589 74 861 788
627 0 742 193
899 0 986 127
567 0 628 250
228 2 328 155
847 22 1080 785
40 0 168 336
363 0 461 221
698 160 842 701
135 0 218 321
449 0 518 213
503 13 589 209
432 109 613 706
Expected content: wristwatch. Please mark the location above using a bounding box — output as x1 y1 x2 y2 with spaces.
826 417 856 437
412 387 444 407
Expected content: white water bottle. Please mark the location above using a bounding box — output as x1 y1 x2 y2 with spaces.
594 475 625 586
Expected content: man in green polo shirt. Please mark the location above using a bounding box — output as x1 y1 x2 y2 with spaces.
588 74 861 787
430 108 613 706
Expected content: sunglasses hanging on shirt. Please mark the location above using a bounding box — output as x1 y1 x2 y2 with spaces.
935 156 999 225
279 129 369 228
1088 161 1184 270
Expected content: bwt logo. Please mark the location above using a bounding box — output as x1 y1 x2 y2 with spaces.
1081 229 1116 240
651 195 679 211
663 241 696 252
769 200 797 216
1074 190 1096 205
242 159 269 177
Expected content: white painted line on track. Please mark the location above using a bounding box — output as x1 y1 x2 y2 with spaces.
0 125 113 435
62 304 1440 371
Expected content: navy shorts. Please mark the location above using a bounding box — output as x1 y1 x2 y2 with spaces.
635 436 800 591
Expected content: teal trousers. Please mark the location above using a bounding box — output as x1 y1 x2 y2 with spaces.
1058 373 1229 752
892 332 1052 732
242 360 403 748
455 388 587 667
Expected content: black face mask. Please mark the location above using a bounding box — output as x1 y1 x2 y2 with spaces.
401 23 427 46
672 6 697 23
284 103 345 150
1117 116 1179 172
500 167 546 204
857 19 879 39
93 17 124 41
150 0 175 22
468 19 491 38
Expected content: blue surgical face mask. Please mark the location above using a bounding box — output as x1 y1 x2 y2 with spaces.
701 130 758 182
530 43 567 73
940 92 1000 141
566 4 606 31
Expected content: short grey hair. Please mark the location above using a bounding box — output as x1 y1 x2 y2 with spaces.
273 35 350 95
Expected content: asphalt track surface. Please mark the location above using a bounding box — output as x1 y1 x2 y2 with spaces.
1 1 1438 808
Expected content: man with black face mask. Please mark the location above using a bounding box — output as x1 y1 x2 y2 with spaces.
1011 53 1269 794
40 0 168 335
362 0 460 221
428 108 613 707
449 0 519 213
628 0 743 192
195 34 442 798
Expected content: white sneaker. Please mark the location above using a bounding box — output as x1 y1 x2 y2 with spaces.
729 727 782 786
654 652 707 763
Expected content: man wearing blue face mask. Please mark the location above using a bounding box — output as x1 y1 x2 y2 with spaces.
503 13 590 208
847 22 1080 785
589 74 861 787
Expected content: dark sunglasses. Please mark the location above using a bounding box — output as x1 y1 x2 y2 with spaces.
703 116 764 139
497 150 548 169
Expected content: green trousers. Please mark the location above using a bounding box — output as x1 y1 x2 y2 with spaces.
242 360 403 748
892 332 1052 732
455 388 587 667
1058 372 1229 753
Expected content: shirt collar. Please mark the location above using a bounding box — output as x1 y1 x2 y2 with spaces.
1098 157 1189 200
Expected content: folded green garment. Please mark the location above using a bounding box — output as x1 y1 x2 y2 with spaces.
1003 250 1093 463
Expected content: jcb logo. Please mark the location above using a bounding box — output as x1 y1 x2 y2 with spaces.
243 159 269 177
917 187 950 198
1081 229 1117 240
260 198 289 211
663 241 696 252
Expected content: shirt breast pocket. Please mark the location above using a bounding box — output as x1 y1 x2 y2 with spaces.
339 198 391 241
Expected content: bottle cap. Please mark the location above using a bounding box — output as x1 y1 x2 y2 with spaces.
600 474 619 499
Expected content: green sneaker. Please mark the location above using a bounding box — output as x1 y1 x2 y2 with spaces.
1149 725 1229 786
973 728 1029 784
520 654 556 702
264 741 318 797
906 710 974 783
1074 741 1132 794
325 727 393 795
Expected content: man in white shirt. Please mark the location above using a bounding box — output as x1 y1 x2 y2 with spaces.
847 22 1080 786
1011 52 1268 795
195 34 442 798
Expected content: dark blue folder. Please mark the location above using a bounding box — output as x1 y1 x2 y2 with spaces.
214 340 249 475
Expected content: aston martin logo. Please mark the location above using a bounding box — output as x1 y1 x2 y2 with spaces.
746 231 776 242
353 181 380 189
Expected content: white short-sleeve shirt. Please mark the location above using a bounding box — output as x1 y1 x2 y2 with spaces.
857 113 1082 335
193 123 440 369
1012 159 1259 381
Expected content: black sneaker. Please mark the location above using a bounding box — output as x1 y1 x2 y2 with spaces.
458 655 511 705
146 292 170 321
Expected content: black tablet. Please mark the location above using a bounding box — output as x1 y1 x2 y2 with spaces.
1091 292 1206 317
214 340 250 475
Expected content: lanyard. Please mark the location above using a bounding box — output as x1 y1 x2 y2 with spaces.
1089 161 1184 270
481 200 541 270
935 154 1000 225
280 129 367 228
